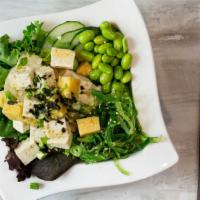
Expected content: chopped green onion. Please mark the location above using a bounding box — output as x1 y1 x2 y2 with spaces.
5 91 16 102
150 136 166 143
37 151 47 160
36 119 44 128
114 160 131 176
39 136 48 149
29 182 40 190
16 57 28 69
63 149 70 156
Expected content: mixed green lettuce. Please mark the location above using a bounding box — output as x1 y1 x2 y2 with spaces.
0 21 46 137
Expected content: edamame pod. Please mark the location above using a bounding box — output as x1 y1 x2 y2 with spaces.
75 44 83 52
114 66 123 80
100 21 112 30
111 58 119 66
89 69 101 81
121 53 132 70
92 54 102 69
102 29 117 40
116 52 124 59
94 35 107 45
121 71 132 83
113 38 123 51
84 41 94 51
98 63 113 74
106 47 117 56
100 73 113 85
102 54 113 63
94 45 100 53
98 43 112 54
79 30 96 44
122 37 128 53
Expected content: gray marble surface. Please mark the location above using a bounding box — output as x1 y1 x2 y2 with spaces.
0 0 199 199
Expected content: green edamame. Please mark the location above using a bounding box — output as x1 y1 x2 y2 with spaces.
122 37 128 53
98 43 112 54
77 50 94 62
75 44 83 52
121 71 132 83
102 54 113 63
102 29 117 40
106 47 117 56
84 41 94 51
94 45 99 53
102 82 111 94
98 63 113 74
114 66 123 80
94 35 107 45
100 73 113 85
113 38 123 51
116 52 124 59
92 54 102 69
111 58 119 66
121 53 132 70
116 32 123 39
112 81 125 92
100 21 112 30
89 69 101 81
79 30 96 44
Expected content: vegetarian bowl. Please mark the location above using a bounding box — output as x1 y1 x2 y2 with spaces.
1 19 160 183
0 0 178 199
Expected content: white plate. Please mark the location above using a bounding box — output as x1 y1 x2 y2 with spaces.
0 0 178 199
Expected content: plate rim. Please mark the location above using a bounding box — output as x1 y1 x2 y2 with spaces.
0 0 179 199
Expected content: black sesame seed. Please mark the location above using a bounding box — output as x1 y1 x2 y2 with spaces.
57 120 64 125
80 86 84 90
61 128 66 133
7 100 17 105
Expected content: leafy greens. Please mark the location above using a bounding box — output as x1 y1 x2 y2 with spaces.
0 109 19 138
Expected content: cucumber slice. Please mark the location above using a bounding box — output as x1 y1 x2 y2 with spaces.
42 21 85 52
70 27 100 49
53 28 86 49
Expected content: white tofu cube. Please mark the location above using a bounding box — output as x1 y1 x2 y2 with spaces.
47 133 72 149
15 138 39 165
13 120 30 133
30 126 46 142
44 118 71 138
35 66 56 87
44 118 73 149
22 97 39 119
12 67 34 90
51 47 75 69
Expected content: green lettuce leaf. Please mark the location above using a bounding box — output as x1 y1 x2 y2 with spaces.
14 21 47 54
0 109 18 138
0 34 20 66
0 65 9 89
